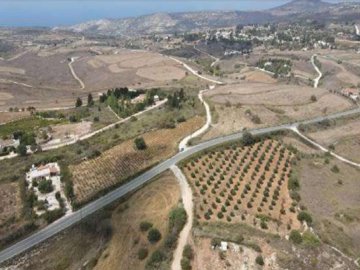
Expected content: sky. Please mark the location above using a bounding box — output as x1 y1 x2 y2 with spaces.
0 0 353 27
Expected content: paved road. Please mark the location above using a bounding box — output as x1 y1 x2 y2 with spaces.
1 105 360 264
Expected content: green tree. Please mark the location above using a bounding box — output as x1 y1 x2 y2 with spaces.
134 137 147 150
255 255 264 266
137 248 148 260
17 144 27 156
75 97 83 107
242 131 255 146
87 93 94 106
139 221 153 232
289 230 303 244
297 211 313 224
148 228 161 243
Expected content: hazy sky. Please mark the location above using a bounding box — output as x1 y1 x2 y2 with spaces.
0 0 355 27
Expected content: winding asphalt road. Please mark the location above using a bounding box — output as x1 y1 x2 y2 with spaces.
1 105 360 264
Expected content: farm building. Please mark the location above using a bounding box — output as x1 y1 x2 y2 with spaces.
341 88 359 101
26 163 60 181
25 163 71 215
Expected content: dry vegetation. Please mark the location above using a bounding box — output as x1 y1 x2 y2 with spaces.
2 171 180 270
182 139 301 235
70 116 204 204
298 157 360 258
202 82 353 140
0 48 187 110
307 118 360 163
0 111 30 124
94 171 180 270
0 182 23 244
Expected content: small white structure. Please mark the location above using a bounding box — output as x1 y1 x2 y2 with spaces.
220 241 228 251
154 95 160 102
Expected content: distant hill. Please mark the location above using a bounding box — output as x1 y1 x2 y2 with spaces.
270 0 333 15
54 0 360 36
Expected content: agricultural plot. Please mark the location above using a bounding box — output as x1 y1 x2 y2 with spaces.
183 140 301 235
70 116 204 204
0 182 23 246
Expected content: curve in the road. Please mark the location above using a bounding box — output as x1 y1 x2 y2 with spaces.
169 56 224 85
290 126 360 168
2 106 360 264
311 54 323 88
178 88 212 151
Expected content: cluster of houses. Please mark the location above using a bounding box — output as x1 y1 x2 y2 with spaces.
26 162 70 215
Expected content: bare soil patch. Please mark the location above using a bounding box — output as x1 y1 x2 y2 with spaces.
136 65 185 81
0 111 30 124
70 116 204 204
182 140 300 236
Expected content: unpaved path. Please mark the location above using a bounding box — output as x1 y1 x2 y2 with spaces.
68 57 85 89
170 165 193 270
193 45 220 67
311 54 322 88
179 88 212 151
290 125 360 168
168 56 224 85
42 99 167 151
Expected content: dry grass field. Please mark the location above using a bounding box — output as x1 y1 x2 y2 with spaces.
3 171 180 270
307 118 360 163
70 116 204 204
298 157 360 258
0 111 30 124
319 57 360 89
0 182 23 246
0 183 22 233
0 48 187 110
74 50 186 90
182 140 300 235
202 82 353 140
94 171 180 270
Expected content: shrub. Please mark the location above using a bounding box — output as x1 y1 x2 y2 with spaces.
147 250 167 266
134 137 147 150
138 248 148 260
242 131 256 146
302 231 320 248
289 229 302 244
38 179 54 194
181 258 191 270
140 221 153 232
297 211 312 224
255 255 264 266
183 244 194 260
148 228 161 243
331 165 340 173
